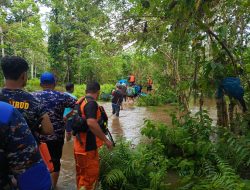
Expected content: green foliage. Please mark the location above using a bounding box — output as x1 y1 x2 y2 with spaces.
99 139 170 190
25 78 41 92
73 84 115 99
137 94 162 106
100 111 250 189
137 89 177 106
101 84 114 95
142 112 245 189
1 0 48 79
73 84 86 98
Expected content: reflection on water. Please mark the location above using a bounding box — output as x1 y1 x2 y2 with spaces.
57 100 217 189
110 117 124 138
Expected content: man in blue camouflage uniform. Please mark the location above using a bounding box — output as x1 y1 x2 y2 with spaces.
0 101 52 190
33 72 76 188
0 56 53 139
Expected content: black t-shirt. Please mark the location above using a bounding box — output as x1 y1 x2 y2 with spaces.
112 90 123 105
84 99 98 119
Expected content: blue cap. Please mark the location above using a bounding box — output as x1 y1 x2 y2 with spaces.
40 72 56 85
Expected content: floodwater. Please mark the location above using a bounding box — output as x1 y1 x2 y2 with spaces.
57 99 217 190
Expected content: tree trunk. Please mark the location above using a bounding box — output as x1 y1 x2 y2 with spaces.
176 48 189 111
31 62 34 79
229 97 237 132
216 97 228 127
199 92 204 113
31 54 34 79
0 26 5 57
162 49 189 111
35 65 37 78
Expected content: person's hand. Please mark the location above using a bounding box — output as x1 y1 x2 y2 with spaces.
104 139 113 150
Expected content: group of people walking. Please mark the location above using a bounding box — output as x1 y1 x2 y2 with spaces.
0 56 113 190
111 74 153 117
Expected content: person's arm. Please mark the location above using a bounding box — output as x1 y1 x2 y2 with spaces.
40 113 53 135
32 95 53 135
63 93 77 108
85 101 113 150
87 118 113 150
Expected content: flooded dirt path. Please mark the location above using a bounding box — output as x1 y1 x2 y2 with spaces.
57 99 217 189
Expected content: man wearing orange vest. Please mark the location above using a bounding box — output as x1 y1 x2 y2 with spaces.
129 74 136 86
147 76 153 93
74 81 113 190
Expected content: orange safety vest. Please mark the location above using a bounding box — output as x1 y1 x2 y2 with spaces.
147 79 153 85
74 97 103 155
129 75 135 83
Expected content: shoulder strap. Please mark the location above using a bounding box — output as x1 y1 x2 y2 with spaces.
79 96 94 114
0 101 14 125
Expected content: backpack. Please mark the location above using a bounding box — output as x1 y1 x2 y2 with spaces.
70 98 109 136
222 77 244 100
70 98 88 136
127 87 134 96
99 106 108 135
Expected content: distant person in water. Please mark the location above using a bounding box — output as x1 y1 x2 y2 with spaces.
128 74 136 86
126 85 135 102
121 83 127 102
33 72 76 188
63 83 77 141
112 84 123 117
147 76 153 93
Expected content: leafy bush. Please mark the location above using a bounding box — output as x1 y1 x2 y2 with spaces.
137 94 162 106
99 139 170 190
141 112 244 190
73 84 114 100
101 84 115 94
73 84 86 98
25 78 41 92
99 84 115 101
99 111 248 189
137 89 177 106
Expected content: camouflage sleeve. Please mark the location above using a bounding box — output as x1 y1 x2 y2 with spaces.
33 95 47 119
63 93 76 108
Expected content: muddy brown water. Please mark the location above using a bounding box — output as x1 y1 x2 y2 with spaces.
57 99 217 190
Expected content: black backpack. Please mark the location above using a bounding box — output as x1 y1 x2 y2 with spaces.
70 98 109 136
70 98 88 136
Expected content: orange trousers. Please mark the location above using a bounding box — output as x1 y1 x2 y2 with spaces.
74 150 99 190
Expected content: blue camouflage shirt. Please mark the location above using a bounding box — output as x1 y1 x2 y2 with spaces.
0 102 41 182
2 89 46 133
33 90 76 141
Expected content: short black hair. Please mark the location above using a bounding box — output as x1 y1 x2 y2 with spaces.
65 82 74 91
1 56 29 80
86 81 100 93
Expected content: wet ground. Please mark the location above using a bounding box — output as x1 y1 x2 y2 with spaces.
57 99 217 190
